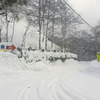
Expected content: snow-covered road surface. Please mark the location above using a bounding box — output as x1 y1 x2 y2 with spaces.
0 60 100 100
0 68 78 100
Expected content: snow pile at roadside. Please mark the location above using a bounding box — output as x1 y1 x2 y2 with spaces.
21 61 48 71
90 60 100 67
0 51 48 74
0 51 23 77
27 50 77 59
18 50 77 63
48 59 83 72
18 50 78 71
67 61 100 100
83 60 100 76
0 51 79 75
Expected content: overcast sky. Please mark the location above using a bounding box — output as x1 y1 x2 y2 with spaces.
68 0 100 27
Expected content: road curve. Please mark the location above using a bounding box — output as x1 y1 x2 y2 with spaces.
0 66 92 100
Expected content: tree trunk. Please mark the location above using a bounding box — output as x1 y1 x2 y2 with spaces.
51 0 56 49
22 25 29 48
11 0 19 42
42 0 45 42
39 0 41 50
45 0 50 50
6 6 8 42
11 19 15 42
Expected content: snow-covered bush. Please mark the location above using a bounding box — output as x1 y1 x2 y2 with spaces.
16 48 77 63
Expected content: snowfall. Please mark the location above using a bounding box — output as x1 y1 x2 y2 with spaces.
0 51 100 100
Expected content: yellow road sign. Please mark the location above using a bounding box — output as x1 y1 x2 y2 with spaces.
97 52 100 61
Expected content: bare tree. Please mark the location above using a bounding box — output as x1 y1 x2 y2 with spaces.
21 24 30 48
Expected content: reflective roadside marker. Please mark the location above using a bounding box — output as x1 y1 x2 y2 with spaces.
97 52 100 61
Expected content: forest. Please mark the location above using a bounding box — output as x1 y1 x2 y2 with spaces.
0 0 100 61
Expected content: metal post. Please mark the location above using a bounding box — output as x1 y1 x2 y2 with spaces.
0 29 1 42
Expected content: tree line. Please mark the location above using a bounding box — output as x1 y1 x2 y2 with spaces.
1 0 100 61
50 26 100 61
0 0 81 51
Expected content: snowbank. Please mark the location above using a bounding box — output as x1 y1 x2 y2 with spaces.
81 60 100 77
90 60 100 67
17 50 77 63
67 72 100 100
0 50 78 75
0 51 23 77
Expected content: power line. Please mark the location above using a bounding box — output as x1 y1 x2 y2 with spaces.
63 0 94 30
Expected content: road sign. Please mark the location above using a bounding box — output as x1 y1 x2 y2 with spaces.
97 52 100 61
6 44 16 51
0 43 16 52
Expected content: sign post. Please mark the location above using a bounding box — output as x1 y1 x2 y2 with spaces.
0 29 1 42
97 52 100 61
0 25 2 42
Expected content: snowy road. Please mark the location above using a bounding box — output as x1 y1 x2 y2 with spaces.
0 60 100 100
0 69 77 100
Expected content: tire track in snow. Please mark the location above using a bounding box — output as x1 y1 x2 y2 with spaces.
33 72 63 100
16 77 42 100
60 73 94 100
16 72 64 100
16 68 92 100
16 81 33 100
53 72 78 100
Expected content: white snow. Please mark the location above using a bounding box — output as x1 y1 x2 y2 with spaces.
0 52 100 100
17 50 77 64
